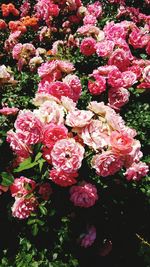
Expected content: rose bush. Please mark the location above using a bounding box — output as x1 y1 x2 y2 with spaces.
0 0 150 266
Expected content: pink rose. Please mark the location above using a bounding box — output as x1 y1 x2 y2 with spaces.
63 74 82 102
108 48 130 71
83 15 97 26
38 183 52 200
80 226 96 248
108 69 123 88
12 197 38 219
142 66 150 83
81 120 109 151
129 28 149 49
95 40 115 57
87 1 102 18
14 110 43 145
110 131 134 154
7 130 31 158
128 65 142 79
70 182 98 208
122 71 137 87
80 37 96 56
66 109 93 128
0 107 19 116
146 41 150 55
42 123 68 149
91 151 124 177
10 176 36 197
88 75 106 95
49 169 78 187
124 162 149 181
108 87 130 110
42 81 73 101
104 21 126 40
51 138 85 173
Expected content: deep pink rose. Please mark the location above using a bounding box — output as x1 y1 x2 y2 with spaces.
83 15 97 26
87 1 102 18
14 110 43 145
10 176 36 197
91 151 124 177
38 183 52 200
108 87 130 110
80 37 96 56
80 226 96 248
108 69 123 88
70 183 98 208
51 138 85 173
110 131 134 154
7 130 31 158
49 169 78 187
108 48 130 71
12 197 38 219
42 123 68 148
95 40 115 57
88 75 106 95
63 74 82 102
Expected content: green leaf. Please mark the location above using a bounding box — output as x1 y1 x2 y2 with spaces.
1 172 14 186
35 152 42 162
32 224 39 236
14 157 39 172
39 205 47 216
38 159 46 172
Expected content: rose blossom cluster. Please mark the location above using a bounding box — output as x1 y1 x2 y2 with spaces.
37 59 82 102
7 95 148 219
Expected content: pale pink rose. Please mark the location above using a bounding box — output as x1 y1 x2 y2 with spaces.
122 71 137 87
108 48 130 71
33 93 60 107
63 74 82 102
38 183 52 200
10 177 36 197
66 109 93 128
108 69 123 88
70 182 98 208
57 60 75 73
7 130 31 158
87 1 102 18
88 75 106 95
87 101 111 116
61 96 76 112
29 56 43 71
77 25 104 39
42 123 68 148
105 109 126 132
124 162 149 181
14 110 43 145
12 43 36 70
110 131 134 155
49 168 78 187
80 37 96 56
95 40 115 57
0 107 19 116
142 65 150 83
91 151 124 177
83 15 97 26
0 65 11 81
80 226 96 248
51 138 85 173
81 120 109 151
34 100 64 124
104 21 126 40
4 31 21 52
38 61 59 79
12 197 38 219
108 87 130 110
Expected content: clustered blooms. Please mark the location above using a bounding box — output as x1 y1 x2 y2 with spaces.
0 0 149 250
